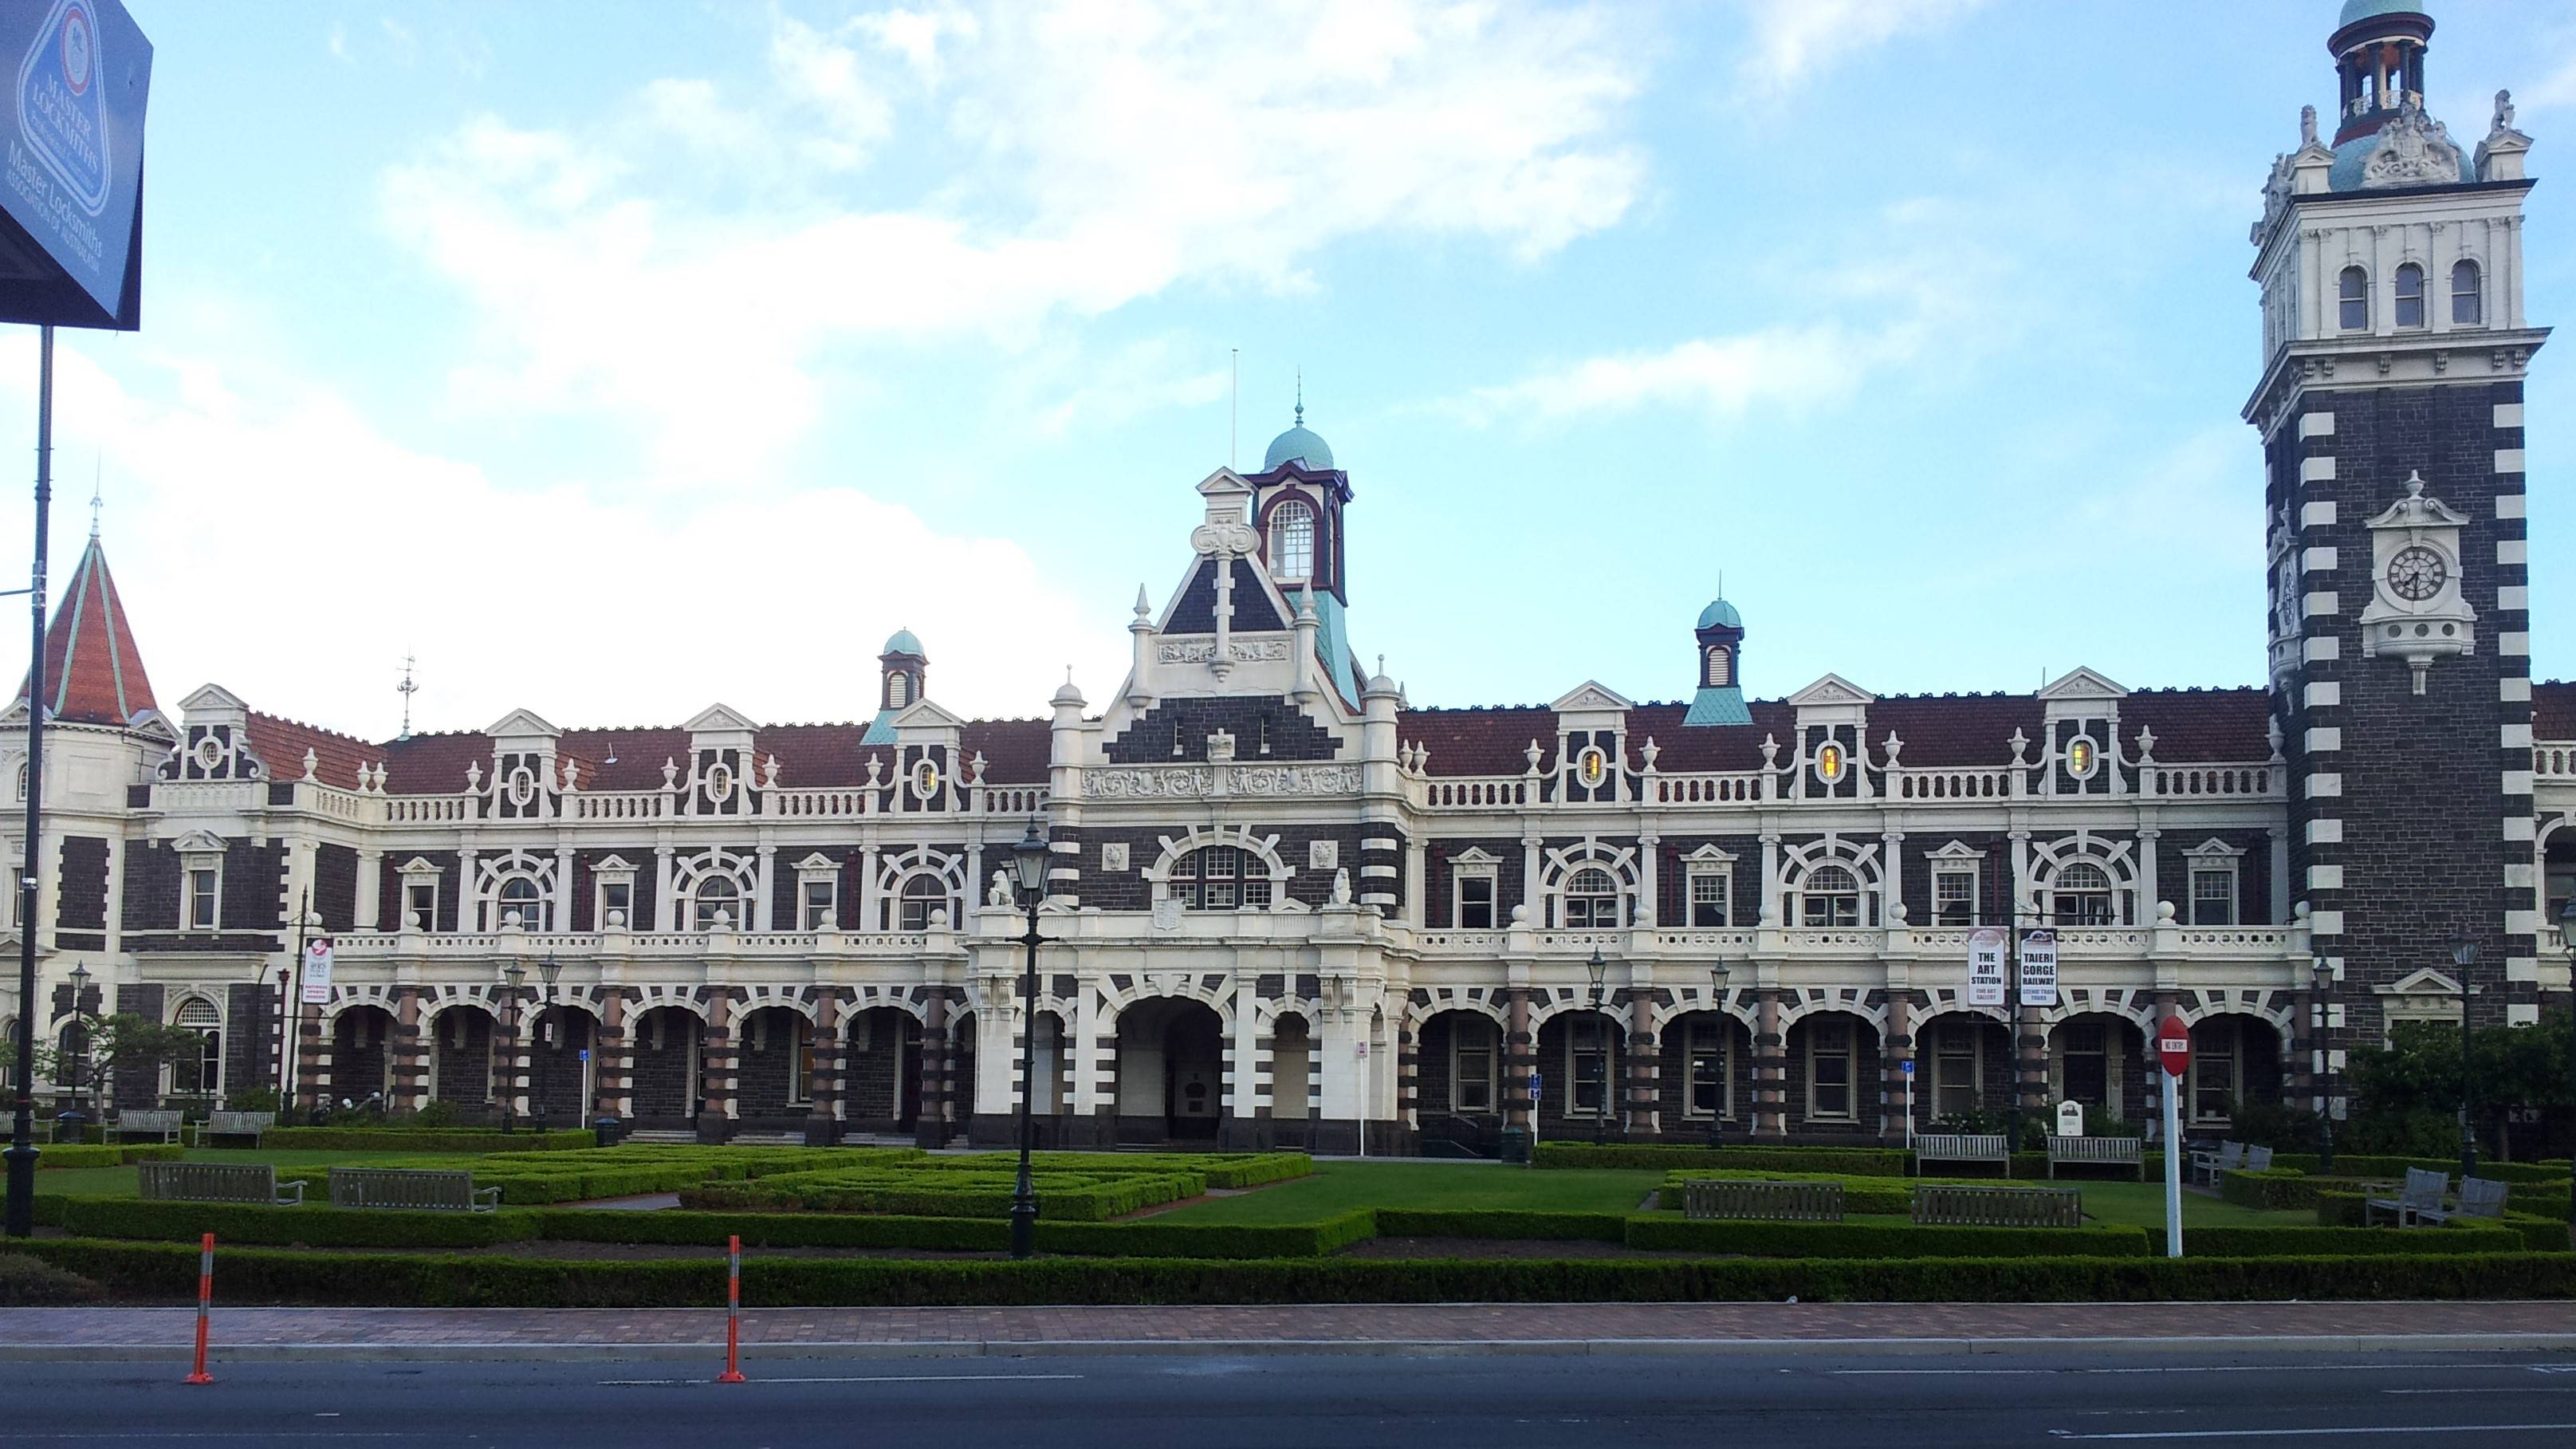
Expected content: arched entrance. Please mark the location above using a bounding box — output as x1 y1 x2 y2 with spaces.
1115 997 1224 1143
847 1006 922 1132
528 1003 596 1128
428 1006 494 1117
1910 1010 2012 1132
2185 1013 2283 1132
328 1006 395 1111
1657 1009 1752 1137
2050 1013 2148 1128
630 1006 703 1129
1786 1010 1882 1138
737 1006 815 1127
1416 1008 1501 1155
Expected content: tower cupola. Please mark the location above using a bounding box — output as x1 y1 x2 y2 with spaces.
1683 597 1750 726
1249 387 1355 606
862 628 927 743
2330 2 2436 148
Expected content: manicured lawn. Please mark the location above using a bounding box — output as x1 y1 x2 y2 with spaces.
1156 1161 1663 1223
2074 1180 2308 1228
31 1148 459 1199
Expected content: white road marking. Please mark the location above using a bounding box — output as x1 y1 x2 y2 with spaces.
2046 1423 2576 1441
1839 1364 2576 1378
2383 1387 2576 1396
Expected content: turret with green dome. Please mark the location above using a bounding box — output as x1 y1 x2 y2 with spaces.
1685 596 1749 726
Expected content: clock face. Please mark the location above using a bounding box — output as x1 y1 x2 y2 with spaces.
2386 545 2448 603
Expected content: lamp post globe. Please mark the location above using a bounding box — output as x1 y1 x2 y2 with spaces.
1707 961 1732 1148
2310 955 2336 1173
534 954 560 1129
1008 817 1051 1259
1585 948 1608 1146
2561 900 2576 1250
65 963 91 1122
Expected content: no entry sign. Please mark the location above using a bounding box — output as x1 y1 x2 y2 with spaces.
2157 1015 2190 1078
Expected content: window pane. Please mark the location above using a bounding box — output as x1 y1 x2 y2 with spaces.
2452 261 2482 324
2394 264 2424 328
1690 871 1728 927
1269 501 1316 577
2338 267 2368 329
1458 874 1494 929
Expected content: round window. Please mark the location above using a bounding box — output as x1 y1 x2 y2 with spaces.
705 764 733 801
192 736 225 772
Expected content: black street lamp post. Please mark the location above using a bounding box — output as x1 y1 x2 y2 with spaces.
2450 936 2479 1181
65 963 93 1126
2560 900 2576 1250
1707 961 1731 1149
1585 947 1608 1148
1006 819 1052 1260
535 954 561 1130
2311 955 2337 1174
500 962 525 1135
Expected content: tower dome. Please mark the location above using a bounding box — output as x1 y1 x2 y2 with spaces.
882 628 925 658
1695 598 1742 632
1263 420 1334 472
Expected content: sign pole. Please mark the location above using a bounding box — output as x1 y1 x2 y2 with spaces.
2159 1014 2189 1259
3 325 51 1240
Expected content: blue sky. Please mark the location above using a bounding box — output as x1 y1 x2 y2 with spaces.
9 0 2576 736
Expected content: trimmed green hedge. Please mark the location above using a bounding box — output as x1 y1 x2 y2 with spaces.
51 1196 537 1248
2271 1154 2569 1184
2313 1191 2568 1251
258 1128 596 1153
1375 1209 1627 1242
31 1144 182 1170
15 1238 2571 1307
1543 1142 2165 1180
2157 1224 2528 1257
1624 1216 2150 1258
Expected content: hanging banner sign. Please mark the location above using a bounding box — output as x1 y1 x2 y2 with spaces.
299 939 333 1004
0 0 152 328
1967 927 2007 1006
2020 929 2059 1007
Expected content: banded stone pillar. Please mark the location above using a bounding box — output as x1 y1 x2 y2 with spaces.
2016 998 2048 1127
1394 1018 1419 1132
296 1000 328 1116
597 989 633 1120
915 990 951 1148
1624 985 1658 1139
1879 990 1913 1145
698 989 737 1143
389 989 428 1113
1503 987 1534 1142
807 990 842 1145
1754 989 1786 1138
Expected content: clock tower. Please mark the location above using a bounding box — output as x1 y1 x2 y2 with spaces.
2247 2 2548 1038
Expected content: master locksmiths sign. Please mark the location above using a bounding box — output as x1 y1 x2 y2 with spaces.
0 0 149 329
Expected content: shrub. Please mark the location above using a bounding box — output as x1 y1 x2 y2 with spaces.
1622 1216 2150 1259
2219 1167 2315 1211
1374 1209 1626 1242
2161 1225 2528 1257
14 1238 2570 1308
33 1144 182 1170
258 1128 596 1153
54 1197 537 1250
2270 1154 2568 1184
0 1253 104 1305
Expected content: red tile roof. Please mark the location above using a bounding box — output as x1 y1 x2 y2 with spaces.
2535 681 2576 740
246 713 376 789
18 537 157 726
1400 686 2274 776
296 717 1056 795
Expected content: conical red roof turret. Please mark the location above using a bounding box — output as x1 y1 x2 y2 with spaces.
17 535 158 726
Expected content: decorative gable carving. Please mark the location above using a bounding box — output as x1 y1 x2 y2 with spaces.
483 707 563 741
1549 680 1633 714
2038 666 2129 706
682 703 761 737
1787 674 1874 708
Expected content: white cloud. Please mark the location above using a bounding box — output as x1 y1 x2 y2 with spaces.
26 346 1127 732
377 1 1650 479
1733 0 1991 95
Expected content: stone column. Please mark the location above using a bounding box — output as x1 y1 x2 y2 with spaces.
389 989 428 1113
1624 983 1658 1139
296 999 328 1115
1503 986 1534 1143
1230 979 1260 1128
697 989 737 1143
597 989 632 1120
806 990 841 1145
914 990 950 1148
1880 990 1914 1145
1755 988 1786 1137
1395 1018 1419 1132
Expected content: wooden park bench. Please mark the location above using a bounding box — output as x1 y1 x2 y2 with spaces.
140 1161 304 1207
2366 1167 2450 1227
2243 1145 2275 1172
1680 1179 1845 1223
1914 1133 2012 1177
2189 1140 2244 1188
108 1108 183 1144
2417 1175 2510 1227
2047 1135 2145 1180
184 1110 276 1148
328 1167 501 1212
1912 1183 2085 1229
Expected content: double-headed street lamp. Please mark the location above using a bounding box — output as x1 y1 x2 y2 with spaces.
2559 900 2576 1250
1708 960 1732 1149
1006 818 1053 1260
1585 947 1609 1147
534 954 561 1129
63 962 95 1124
2449 935 2480 1181
499 961 525 1135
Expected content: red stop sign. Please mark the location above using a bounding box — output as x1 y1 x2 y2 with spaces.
2157 1015 2191 1078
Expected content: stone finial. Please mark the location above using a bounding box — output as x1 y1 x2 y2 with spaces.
1331 868 1353 906
2495 89 2515 134
863 755 884 787
465 759 483 791
968 750 988 784
1639 737 1661 770
762 753 781 789
1524 740 1544 772
1760 733 1780 769
2134 725 2157 766
560 758 580 792
1880 730 1903 766
2156 900 2177 923
301 747 317 782
2264 715 2285 762
2299 103 2318 148
2006 727 2029 765
988 870 1012 908
661 758 680 788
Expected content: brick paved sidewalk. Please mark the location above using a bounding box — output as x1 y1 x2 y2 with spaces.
4 1301 2574 1360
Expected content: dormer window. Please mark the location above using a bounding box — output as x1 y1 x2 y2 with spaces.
2452 260 2483 325
1268 498 1316 579
2338 266 2368 331
2393 263 2425 329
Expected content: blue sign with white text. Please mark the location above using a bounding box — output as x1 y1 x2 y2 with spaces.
0 0 147 325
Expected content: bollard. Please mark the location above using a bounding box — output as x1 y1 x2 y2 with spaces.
716 1234 745 1384
184 1232 214 1385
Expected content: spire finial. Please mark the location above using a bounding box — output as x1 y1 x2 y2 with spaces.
396 653 419 740
1294 366 1304 428
88 456 100 540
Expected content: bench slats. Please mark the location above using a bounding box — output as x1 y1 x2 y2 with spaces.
140 1161 302 1207
2046 1135 2145 1180
1680 1179 1844 1223
328 1167 501 1212
1912 1183 2084 1229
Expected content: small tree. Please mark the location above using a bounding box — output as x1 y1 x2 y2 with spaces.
41 1014 207 1108
2346 1015 2574 1161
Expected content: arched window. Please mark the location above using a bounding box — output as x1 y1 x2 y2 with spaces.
170 998 222 1094
886 672 910 708
1703 646 1731 687
2393 262 2425 328
1268 499 1316 580
2452 259 2483 325
690 876 741 929
1800 864 1861 927
1171 846 1272 911
1561 867 1622 928
494 875 547 931
2338 266 2369 331
2052 861 2114 926
896 872 950 931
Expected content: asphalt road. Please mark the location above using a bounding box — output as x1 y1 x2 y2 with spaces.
7 1349 2576 1447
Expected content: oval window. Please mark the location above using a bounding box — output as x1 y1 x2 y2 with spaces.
912 759 942 799
1576 747 1607 788
2067 738 2096 778
705 763 733 801
1815 742 1845 784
